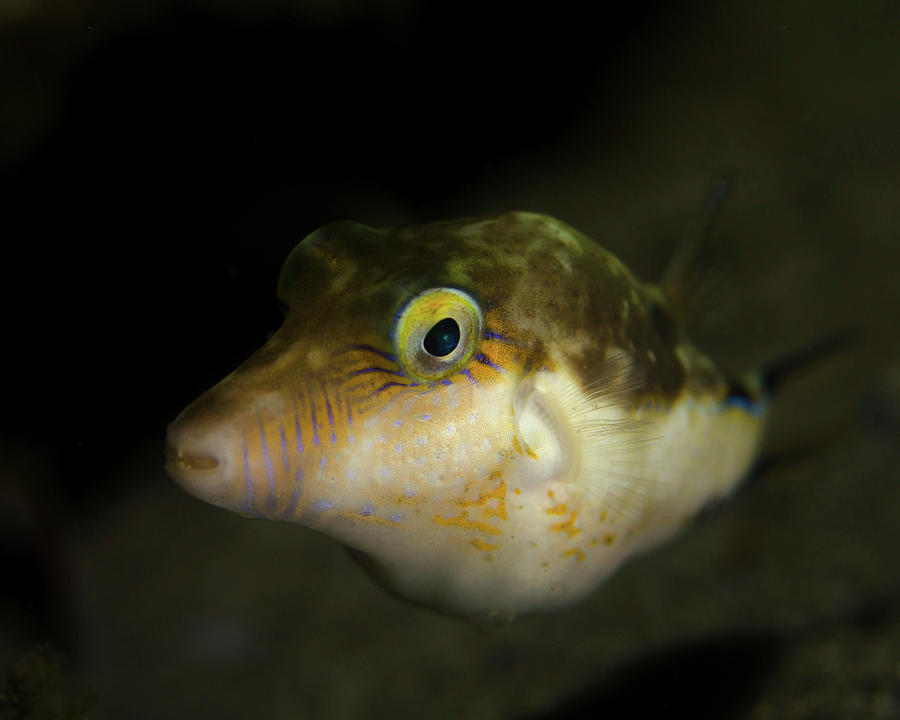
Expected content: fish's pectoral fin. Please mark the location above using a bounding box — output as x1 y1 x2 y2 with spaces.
575 353 667 526
514 354 666 525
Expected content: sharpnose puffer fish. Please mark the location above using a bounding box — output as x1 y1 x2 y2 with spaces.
165 212 766 620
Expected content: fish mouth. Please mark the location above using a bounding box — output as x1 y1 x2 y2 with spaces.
164 387 296 515
163 416 238 511
166 439 220 471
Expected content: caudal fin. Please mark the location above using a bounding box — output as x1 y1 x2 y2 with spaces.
758 328 856 396
722 329 856 408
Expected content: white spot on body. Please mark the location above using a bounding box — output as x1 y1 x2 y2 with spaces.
554 249 573 273
329 262 358 293
452 443 473 462
306 348 328 370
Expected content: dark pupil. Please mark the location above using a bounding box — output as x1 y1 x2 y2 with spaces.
423 317 460 357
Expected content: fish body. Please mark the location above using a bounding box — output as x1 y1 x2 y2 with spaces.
166 212 766 619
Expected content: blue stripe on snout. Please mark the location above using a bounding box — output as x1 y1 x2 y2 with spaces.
259 420 276 511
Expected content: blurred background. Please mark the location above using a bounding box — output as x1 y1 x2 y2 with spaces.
1 1 899 718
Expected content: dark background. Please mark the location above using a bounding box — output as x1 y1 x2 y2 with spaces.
2 1 899 718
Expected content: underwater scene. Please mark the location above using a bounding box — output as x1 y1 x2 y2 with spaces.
2 1 899 718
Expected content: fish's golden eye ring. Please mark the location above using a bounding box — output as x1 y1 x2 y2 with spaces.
393 287 483 383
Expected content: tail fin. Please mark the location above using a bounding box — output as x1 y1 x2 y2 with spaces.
758 328 857 396
725 329 856 406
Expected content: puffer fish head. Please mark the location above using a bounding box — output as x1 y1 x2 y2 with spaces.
166 212 735 619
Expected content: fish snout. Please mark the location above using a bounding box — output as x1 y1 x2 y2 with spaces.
165 403 246 512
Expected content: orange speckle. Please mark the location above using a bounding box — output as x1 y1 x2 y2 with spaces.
547 490 555 499
434 512 502 535
562 549 585 563
395 491 424 505
513 436 524 455
513 487 521 495
600 509 607 521
482 482 508 520
455 471 508 521
551 510 580 537
546 503 568 515
470 539 500 551
526 447 538 459
602 533 616 545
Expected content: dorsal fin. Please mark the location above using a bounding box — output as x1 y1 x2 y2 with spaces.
660 175 734 325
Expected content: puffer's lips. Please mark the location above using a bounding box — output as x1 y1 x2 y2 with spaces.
164 409 243 511
165 436 220 472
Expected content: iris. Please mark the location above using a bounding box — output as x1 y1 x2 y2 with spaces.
423 318 460 357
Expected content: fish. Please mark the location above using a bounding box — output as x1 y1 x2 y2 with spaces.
165 211 768 620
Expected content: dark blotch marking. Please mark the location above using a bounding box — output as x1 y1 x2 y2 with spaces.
650 301 676 345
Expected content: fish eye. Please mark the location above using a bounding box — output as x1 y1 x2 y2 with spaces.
423 317 460 357
394 288 482 382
